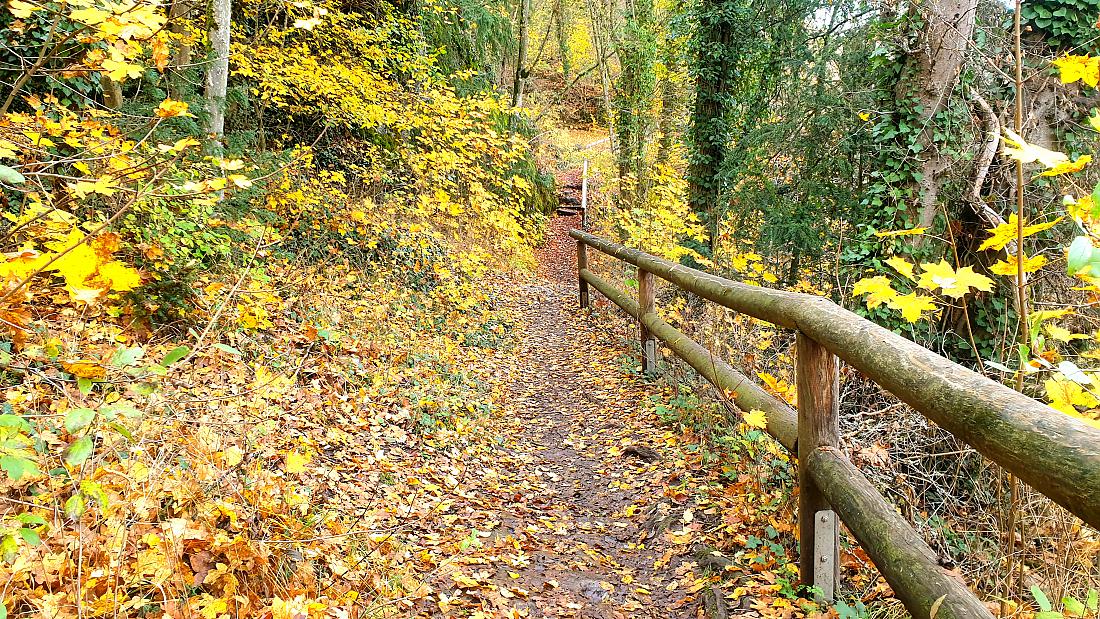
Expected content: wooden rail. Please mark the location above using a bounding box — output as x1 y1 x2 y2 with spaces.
570 228 1100 619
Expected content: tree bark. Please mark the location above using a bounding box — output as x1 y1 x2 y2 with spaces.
168 0 194 100
554 0 571 82
205 0 231 143
898 0 978 229
510 0 530 110
686 0 733 250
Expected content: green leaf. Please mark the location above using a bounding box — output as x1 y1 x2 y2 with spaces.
18 527 41 546
1036 613 1064 619
1068 236 1094 275
0 414 31 432
1 600 8 619
108 421 133 441
14 513 46 527
0 165 25 185
0 535 15 562
76 377 93 395
213 343 243 356
64 407 96 434
1033 586 1054 612
161 345 190 366
64 492 86 519
1086 590 1097 612
109 346 144 368
63 436 94 466
0 455 40 481
1063 596 1085 617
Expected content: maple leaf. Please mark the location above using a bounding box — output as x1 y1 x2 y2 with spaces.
102 57 144 82
886 293 937 322
155 99 193 118
1045 374 1100 414
97 261 142 291
978 215 1063 252
989 254 1047 276
1001 129 1069 168
286 451 311 474
1052 54 1100 88
916 261 994 298
742 409 768 430
49 243 98 287
1045 324 1088 344
885 256 915 280
852 276 897 309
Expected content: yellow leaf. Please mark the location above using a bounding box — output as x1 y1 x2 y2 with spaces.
989 254 1047 276
1052 54 1100 88
742 409 768 429
978 215 1063 252
70 177 118 199
916 261 993 298
49 243 98 287
885 256 915 280
1002 129 1070 169
1045 324 1088 343
1039 155 1091 177
62 359 106 379
1090 110 1100 133
102 57 144 82
67 285 104 305
1045 374 1099 414
852 276 897 309
874 227 927 238
155 99 192 118
886 293 938 322
9 0 41 18
97 260 142 291
223 446 243 467
285 450 311 474
857 112 870 121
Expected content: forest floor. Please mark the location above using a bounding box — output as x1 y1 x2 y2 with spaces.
406 212 708 618
398 208 816 619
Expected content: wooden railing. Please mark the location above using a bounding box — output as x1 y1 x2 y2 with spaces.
570 229 1100 619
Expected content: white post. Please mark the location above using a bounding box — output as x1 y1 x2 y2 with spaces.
581 158 589 228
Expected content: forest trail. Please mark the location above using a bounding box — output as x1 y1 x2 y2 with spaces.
407 213 725 618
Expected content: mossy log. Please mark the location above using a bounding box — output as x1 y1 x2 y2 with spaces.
807 447 994 619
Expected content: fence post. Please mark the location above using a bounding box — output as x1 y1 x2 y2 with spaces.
577 240 590 309
638 269 659 371
581 158 589 229
796 332 839 602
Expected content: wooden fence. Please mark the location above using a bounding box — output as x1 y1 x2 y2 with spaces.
570 228 1100 619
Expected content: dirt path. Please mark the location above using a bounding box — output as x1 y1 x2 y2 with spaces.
410 214 710 618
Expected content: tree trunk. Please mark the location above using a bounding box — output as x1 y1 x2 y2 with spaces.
686 0 733 250
554 0 571 82
897 0 978 229
510 0 530 110
655 36 681 167
614 0 656 206
205 0 232 144
99 74 123 109
168 0 194 100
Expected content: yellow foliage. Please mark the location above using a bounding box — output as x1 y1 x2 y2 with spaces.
915 260 994 298
979 215 1063 252
1053 54 1100 88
